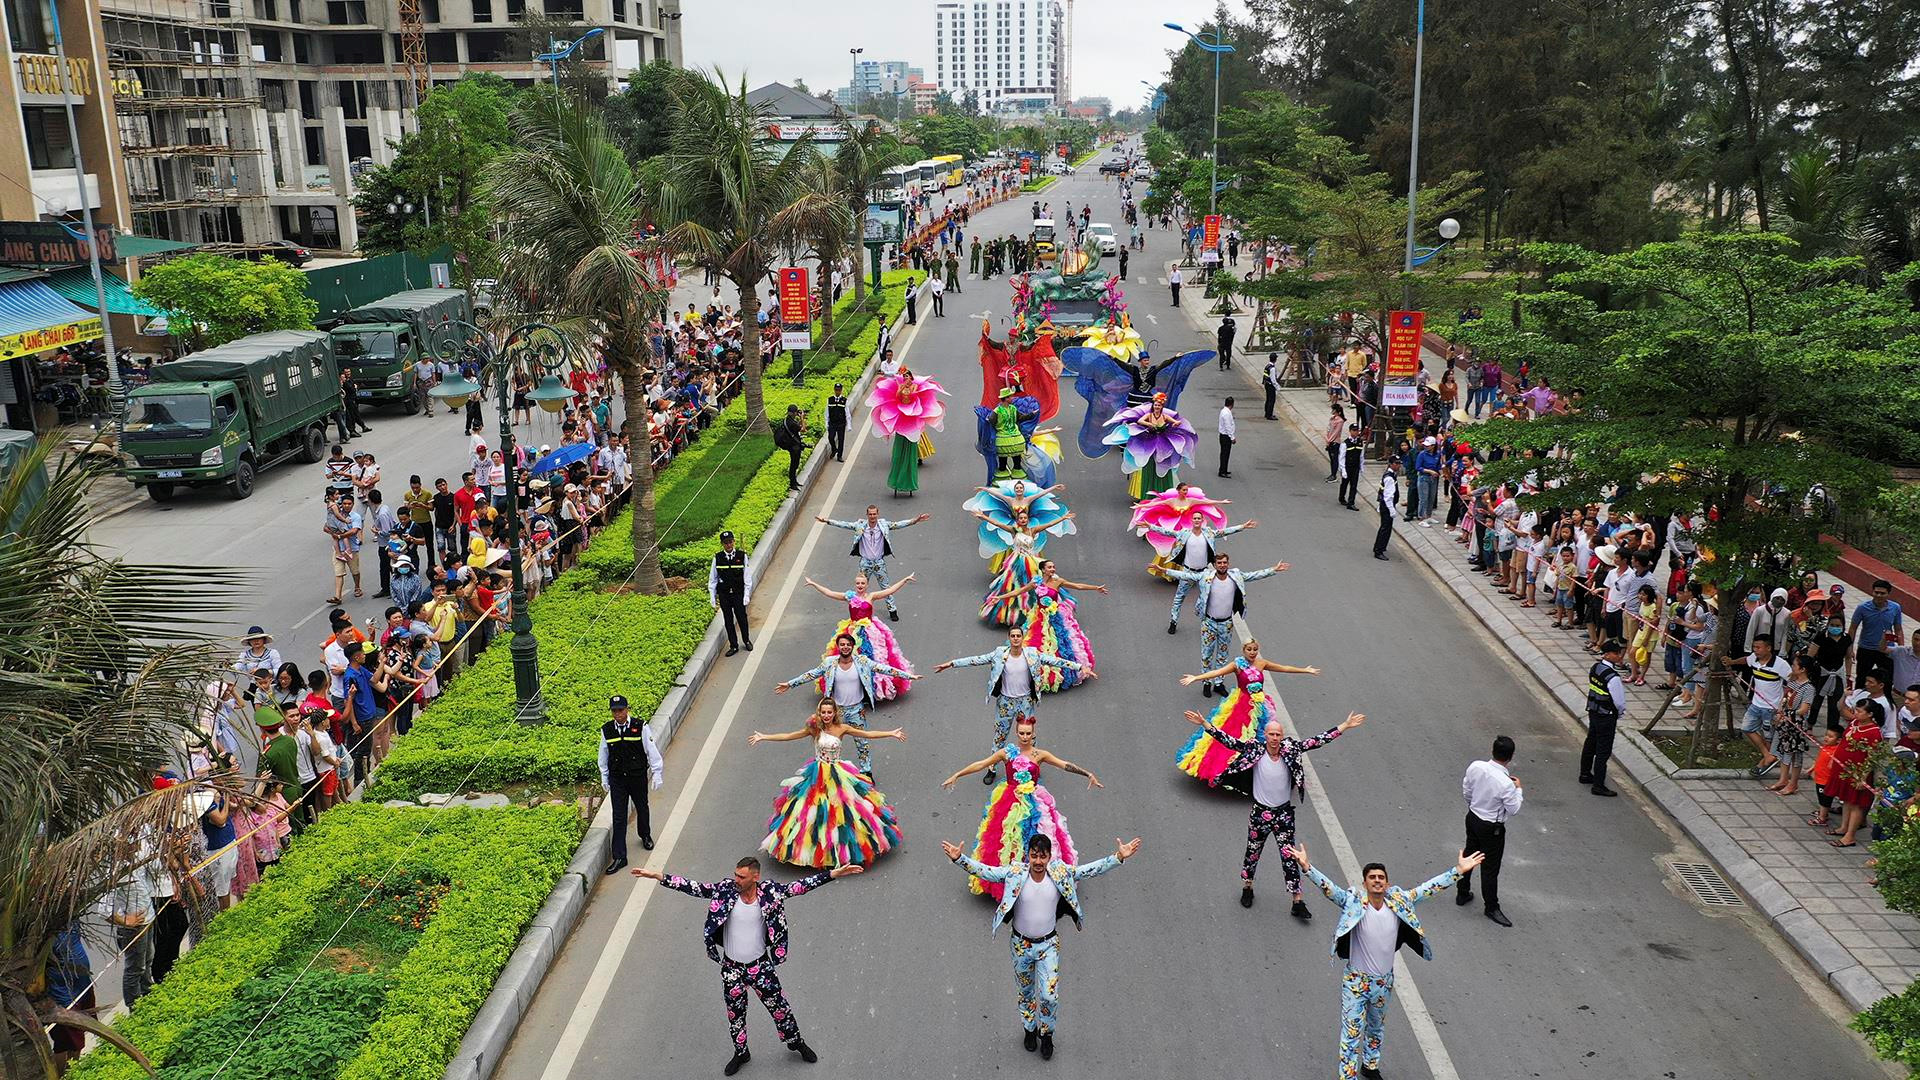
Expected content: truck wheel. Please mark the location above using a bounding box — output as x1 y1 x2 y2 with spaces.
402 387 423 416
228 459 256 500
299 424 327 463
147 483 175 503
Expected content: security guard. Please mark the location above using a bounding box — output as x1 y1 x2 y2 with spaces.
709 529 753 656
599 694 663 875
1580 639 1628 797
825 383 849 462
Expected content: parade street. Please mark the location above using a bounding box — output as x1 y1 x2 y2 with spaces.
484 164 1886 1079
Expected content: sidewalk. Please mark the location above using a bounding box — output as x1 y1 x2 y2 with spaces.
1161 262 1915 1012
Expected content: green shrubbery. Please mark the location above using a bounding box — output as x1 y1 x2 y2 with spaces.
70 806 580 1080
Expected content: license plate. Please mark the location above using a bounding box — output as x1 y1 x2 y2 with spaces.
356 389 374 398
156 470 182 479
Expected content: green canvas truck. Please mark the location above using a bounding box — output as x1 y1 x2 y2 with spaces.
121 330 339 502
328 288 469 413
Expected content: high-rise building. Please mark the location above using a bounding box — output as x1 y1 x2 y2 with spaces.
933 0 1070 115
850 57 909 101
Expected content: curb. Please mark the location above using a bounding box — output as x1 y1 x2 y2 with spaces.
1267 386 1891 1014
442 308 910 1080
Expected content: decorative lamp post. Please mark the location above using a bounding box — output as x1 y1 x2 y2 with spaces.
427 319 578 725
1162 22 1234 217
536 27 606 90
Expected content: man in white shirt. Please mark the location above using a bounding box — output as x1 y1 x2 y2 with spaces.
1459 736 1524 926
929 273 946 317
1169 265 1183 306
1216 397 1237 478
1164 553 1288 696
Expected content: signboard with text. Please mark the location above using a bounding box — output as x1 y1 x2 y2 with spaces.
778 266 811 351
0 221 116 266
0 316 102 361
1382 309 1425 407
1203 215 1221 250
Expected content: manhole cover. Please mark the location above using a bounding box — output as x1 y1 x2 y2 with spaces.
1671 861 1744 907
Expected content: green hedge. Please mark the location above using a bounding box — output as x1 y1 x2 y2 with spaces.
70 805 580 1080
1021 176 1059 193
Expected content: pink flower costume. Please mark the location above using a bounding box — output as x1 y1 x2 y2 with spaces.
867 373 948 495
828 592 913 699
1130 486 1231 579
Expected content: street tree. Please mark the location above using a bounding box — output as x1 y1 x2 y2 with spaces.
649 69 842 434
488 98 672 595
0 444 242 1075
1467 233 1920 701
602 60 680 167
131 254 317 352
828 119 903 306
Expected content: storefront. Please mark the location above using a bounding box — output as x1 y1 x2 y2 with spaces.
0 273 103 432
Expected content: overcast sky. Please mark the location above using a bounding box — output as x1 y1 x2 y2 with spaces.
682 1 1254 110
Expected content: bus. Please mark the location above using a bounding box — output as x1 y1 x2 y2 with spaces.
911 159 939 185
877 164 917 202
930 154 964 190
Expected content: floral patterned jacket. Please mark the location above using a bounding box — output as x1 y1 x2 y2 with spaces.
1201 717 1343 803
1305 864 1459 964
658 870 832 966
957 854 1122 934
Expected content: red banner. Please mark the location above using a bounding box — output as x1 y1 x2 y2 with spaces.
777 267 810 326
1385 310 1425 379
1203 214 1221 250
1057 143 1070 159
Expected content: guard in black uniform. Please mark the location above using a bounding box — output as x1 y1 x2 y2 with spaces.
599 694 663 874
709 529 753 656
825 383 849 462
1581 639 1627 796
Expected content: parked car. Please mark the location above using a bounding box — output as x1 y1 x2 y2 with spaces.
247 240 312 267
1087 222 1119 255
1099 160 1128 175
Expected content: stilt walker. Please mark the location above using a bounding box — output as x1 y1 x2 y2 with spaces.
867 370 948 498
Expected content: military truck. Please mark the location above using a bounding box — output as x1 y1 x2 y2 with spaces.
328 288 469 413
121 330 338 502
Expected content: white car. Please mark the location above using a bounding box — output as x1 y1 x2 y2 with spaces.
1087 223 1118 255
1049 161 1073 175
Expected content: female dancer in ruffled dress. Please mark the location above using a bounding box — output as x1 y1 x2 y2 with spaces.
987 559 1106 692
1175 639 1321 792
800 574 915 699
941 717 1101 900
973 506 1076 625
750 699 905 868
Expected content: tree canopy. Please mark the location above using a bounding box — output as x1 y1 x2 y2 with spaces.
132 254 318 351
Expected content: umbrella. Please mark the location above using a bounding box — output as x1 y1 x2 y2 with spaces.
529 442 595 475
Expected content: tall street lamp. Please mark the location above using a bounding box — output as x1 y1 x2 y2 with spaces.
536 26 606 90
1163 22 1233 217
428 320 578 725
1400 0 1429 308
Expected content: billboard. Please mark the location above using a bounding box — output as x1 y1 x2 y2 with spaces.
0 220 115 266
778 266 811 352
1382 310 1425 407
863 203 905 244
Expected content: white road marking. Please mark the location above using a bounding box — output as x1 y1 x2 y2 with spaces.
1236 613 1463 1080
1145 314 1159 325
536 340 898 1080
1157 276 1169 285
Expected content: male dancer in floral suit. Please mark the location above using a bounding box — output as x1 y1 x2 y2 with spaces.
941 834 1140 1062
1182 708 1366 918
774 634 916 777
634 857 863 1076
816 506 932 621
1164 552 1290 695
934 622 1087 783
1285 843 1484 1080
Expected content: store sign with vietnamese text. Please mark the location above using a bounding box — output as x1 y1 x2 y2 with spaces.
0 317 103 362
0 221 117 266
1382 310 1425 407
778 267 811 351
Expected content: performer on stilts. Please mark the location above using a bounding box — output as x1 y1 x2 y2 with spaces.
1179 706 1365 918
1163 552 1291 696
942 716 1102 899
749 699 905 868
1103 393 1198 498
1156 516 1258 634
1175 638 1321 785
799 574 915 698
774 635 917 779
631 856 862 1077
1285 842 1484 1080
934 623 1087 783
866 370 948 498
816 506 932 621
939 833 1141 1063
987 559 1105 692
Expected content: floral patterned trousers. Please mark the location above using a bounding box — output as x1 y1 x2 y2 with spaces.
1200 616 1233 690
1339 967 1395 1078
1242 800 1302 894
859 558 898 614
993 694 1039 752
1010 932 1062 1034
721 955 801 1051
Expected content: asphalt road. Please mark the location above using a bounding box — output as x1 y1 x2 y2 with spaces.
485 158 1888 1080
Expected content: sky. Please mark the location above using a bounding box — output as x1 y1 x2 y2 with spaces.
681 0 1255 111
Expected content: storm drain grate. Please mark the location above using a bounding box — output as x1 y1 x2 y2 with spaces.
1671 861 1745 907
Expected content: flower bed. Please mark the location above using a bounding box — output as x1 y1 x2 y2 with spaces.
70 805 580 1080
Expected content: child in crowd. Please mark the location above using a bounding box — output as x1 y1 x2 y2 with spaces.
1770 653 1817 798
1628 584 1662 686
1551 548 1578 629
1809 727 1842 827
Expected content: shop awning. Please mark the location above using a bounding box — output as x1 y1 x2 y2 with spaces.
112 234 199 258
0 280 102 361
43 267 163 317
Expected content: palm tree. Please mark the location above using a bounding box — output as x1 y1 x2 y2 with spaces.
651 69 844 434
801 153 853 360
1 443 241 1075
488 95 672 595
831 119 904 306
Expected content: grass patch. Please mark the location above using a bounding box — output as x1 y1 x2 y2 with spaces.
1072 147 1101 167
654 430 776 547
1649 730 1766 770
1021 176 1059 193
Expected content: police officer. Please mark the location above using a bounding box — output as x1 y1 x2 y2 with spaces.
825 383 849 462
1262 353 1279 420
709 529 753 656
1373 460 1401 561
599 694 663 875
1581 639 1627 797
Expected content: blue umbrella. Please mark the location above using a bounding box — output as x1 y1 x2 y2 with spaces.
529 442 595 475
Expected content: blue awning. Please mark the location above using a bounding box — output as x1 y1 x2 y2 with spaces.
43 267 164 317
0 279 102 360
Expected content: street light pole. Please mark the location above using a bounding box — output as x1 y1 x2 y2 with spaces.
1401 0 1428 309
47 0 119 434
535 26 607 92
1163 23 1234 218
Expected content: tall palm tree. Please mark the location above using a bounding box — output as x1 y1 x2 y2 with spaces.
801 153 853 358
1 443 240 1075
831 119 904 306
651 69 844 433
488 96 671 595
